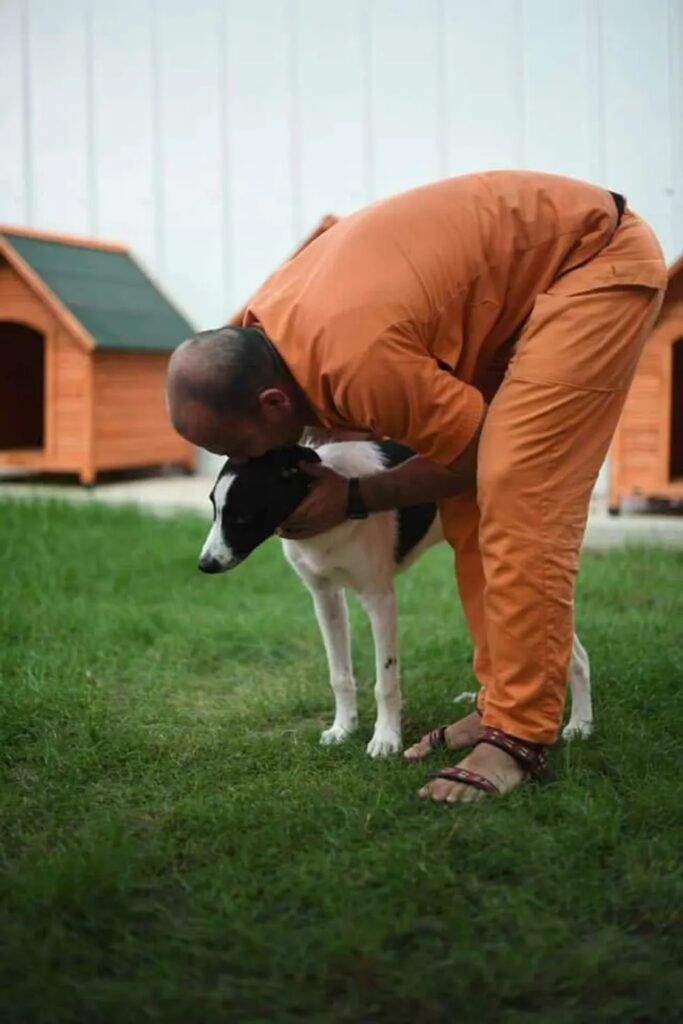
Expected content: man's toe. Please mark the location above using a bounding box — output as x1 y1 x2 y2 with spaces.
460 785 485 804
404 731 438 761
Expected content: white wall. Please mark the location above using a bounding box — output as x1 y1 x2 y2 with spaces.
1 0 682 480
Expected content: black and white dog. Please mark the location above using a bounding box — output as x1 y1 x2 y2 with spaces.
199 441 593 756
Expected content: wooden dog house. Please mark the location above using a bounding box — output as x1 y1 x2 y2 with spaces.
609 255 683 513
0 226 195 484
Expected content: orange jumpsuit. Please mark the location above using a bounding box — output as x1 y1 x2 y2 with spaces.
236 172 666 745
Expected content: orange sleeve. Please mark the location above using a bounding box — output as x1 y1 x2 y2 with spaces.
337 325 485 467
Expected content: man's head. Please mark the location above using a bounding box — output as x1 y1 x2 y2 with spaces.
167 326 309 459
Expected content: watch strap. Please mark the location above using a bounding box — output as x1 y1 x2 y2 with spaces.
346 477 368 519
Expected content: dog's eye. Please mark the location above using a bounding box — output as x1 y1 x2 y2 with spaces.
233 515 250 526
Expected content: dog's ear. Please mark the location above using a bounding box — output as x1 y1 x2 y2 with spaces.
294 445 322 465
277 445 321 480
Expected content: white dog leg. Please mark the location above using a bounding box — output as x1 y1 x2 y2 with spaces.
562 633 593 740
358 589 402 757
308 582 359 746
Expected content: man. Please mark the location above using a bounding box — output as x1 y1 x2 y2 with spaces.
167 171 666 804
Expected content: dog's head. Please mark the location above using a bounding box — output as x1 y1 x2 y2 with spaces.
198 445 321 573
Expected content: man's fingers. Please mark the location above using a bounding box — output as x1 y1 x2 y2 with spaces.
277 525 315 539
278 512 311 535
280 499 316 533
277 466 347 540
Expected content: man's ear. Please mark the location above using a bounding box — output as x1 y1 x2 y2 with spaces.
259 387 292 413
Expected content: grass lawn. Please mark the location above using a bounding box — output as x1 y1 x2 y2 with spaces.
1 497 682 1024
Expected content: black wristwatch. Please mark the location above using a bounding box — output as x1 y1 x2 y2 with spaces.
346 477 368 520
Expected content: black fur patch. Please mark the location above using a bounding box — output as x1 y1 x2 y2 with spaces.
375 442 438 564
212 445 321 563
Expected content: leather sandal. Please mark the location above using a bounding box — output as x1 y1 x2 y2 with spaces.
423 702 484 752
425 725 450 751
429 726 550 795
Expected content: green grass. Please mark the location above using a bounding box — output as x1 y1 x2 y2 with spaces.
1 498 682 1024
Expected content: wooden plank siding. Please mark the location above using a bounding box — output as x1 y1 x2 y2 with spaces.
51 330 90 468
0 257 56 334
609 312 683 507
92 351 194 471
0 255 89 478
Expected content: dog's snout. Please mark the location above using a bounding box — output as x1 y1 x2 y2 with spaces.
199 554 223 574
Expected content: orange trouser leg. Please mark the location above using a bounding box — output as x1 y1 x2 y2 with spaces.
476 280 663 745
437 347 512 703
439 495 491 707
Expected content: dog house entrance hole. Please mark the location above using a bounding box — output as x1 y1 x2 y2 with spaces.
671 338 683 481
0 322 45 449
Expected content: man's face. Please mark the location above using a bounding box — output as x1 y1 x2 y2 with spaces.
172 394 303 461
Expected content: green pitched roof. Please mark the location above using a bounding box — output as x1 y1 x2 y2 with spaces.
1 231 194 351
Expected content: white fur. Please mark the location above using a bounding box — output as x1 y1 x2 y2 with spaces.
281 443 593 755
201 472 240 570
562 634 593 740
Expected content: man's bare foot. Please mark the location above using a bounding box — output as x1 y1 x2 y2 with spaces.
403 710 484 762
417 742 526 803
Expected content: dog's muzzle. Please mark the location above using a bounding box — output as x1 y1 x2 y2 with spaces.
198 553 243 573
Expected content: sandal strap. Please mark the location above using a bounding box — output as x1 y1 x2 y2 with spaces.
429 766 500 795
477 727 548 778
428 725 448 750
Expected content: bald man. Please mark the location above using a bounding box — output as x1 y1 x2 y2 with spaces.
167 171 666 804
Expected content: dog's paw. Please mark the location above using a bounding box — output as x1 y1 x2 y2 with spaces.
366 729 402 758
562 719 593 741
320 723 355 746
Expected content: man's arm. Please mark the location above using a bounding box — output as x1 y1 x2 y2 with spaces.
356 410 484 511
278 409 485 540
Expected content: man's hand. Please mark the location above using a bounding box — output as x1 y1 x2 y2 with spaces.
277 463 349 539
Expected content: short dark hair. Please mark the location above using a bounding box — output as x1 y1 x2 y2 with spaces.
178 325 288 417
